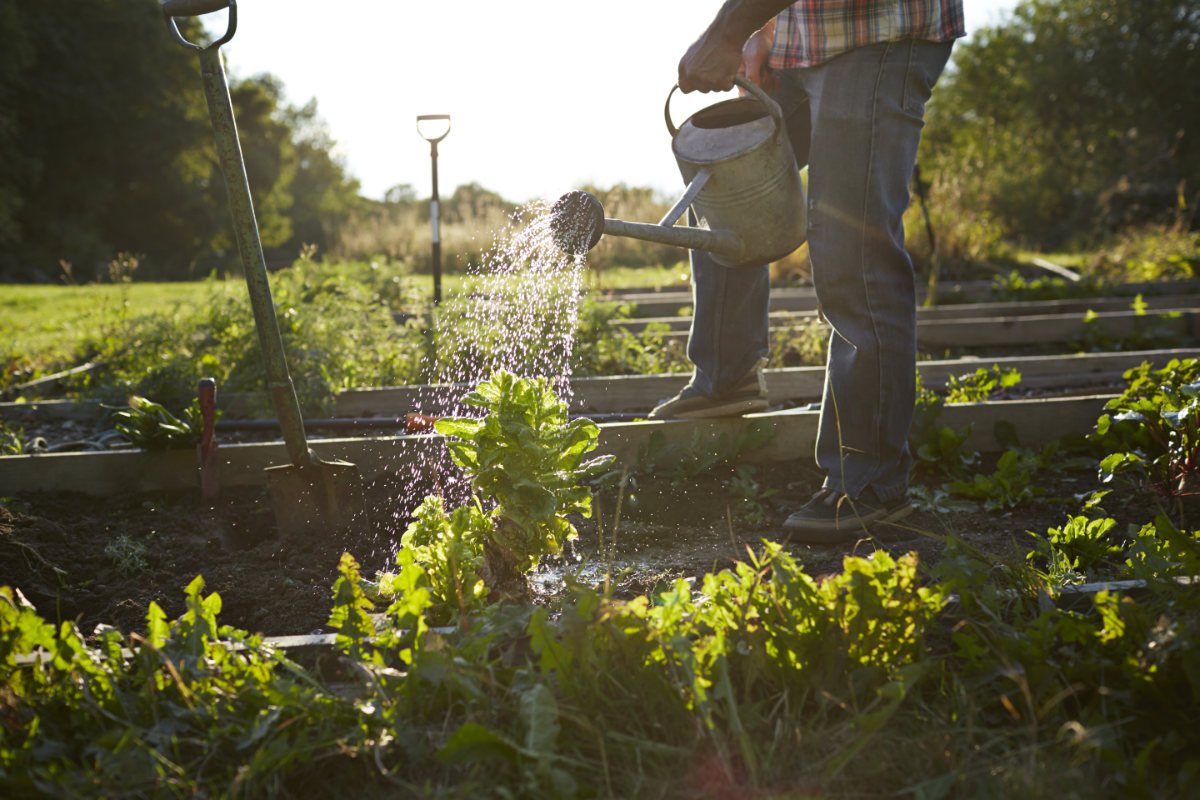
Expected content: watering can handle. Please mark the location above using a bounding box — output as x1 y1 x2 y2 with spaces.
664 76 786 138
162 0 229 16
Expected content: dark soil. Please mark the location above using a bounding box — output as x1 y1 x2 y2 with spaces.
2 455 1182 640
0 486 405 637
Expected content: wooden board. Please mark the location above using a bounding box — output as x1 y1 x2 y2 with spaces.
608 278 1200 318
0 395 1112 497
7 348 1192 425
611 294 1200 334
650 309 1197 350
333 348 1195 416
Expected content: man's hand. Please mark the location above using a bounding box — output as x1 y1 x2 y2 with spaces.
737 20 778 94
679 28 744 93
678 0 793 93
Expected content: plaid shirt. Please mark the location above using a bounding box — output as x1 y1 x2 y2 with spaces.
768 1 966 69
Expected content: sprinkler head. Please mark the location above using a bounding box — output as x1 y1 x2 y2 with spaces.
550 190 604 256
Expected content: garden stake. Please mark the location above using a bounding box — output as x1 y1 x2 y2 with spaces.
163 0 366 537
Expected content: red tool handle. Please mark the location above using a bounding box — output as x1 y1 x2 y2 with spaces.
198 378 220 500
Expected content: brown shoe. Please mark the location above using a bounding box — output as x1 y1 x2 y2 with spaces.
648 360 768 420
782 488 914 544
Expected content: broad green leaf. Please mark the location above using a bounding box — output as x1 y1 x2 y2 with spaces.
437 723 521 765
519 683 561 756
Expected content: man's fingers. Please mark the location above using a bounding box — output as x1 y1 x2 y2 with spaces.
678 71 735 94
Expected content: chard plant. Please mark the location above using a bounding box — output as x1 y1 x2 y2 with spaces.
395 496 488 624
393 370 614 603
111 395 206 450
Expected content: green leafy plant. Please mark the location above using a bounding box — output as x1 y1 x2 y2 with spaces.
394 496 488 624
947 447 1051 512
725 463 778 527
0 419 22 455
1030 515 1125 583
990 270 1106 302
433 370 614 597
771 316 829 367
945 365 1022 404
111 395 205 450
1090 358 1200 517
1124 513 1200 581
910 372 979 482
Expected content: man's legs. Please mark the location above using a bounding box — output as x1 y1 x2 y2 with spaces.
791 39 952 518
643 239 771 419
684 244 770 397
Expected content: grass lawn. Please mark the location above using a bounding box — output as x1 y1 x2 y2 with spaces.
1 262 693 377
1 282 242 369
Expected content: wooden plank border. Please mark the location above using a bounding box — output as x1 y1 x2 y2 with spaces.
334 348 1195 416
611 278 1200 318
0 395 1112 497
6 349 1192 424
650 309 1197 349
611 294 1200 334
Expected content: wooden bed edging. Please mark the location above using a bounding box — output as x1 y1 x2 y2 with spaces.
612 293 1200 334
334 348 1193 417
0 395 1113 497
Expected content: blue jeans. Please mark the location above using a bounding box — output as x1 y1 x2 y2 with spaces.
685 38 953 503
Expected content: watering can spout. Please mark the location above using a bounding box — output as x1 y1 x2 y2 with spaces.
550 189 745 263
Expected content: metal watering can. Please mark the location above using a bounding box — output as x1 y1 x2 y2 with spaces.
552 77 806 268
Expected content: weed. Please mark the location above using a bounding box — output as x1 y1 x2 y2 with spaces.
5 514 1200 796
1087 226 1200 283
571 302 690 377
947 446 1050 512
0 419 22 455
990 269 1107 302
106 252 141 284
1073 307 1188 352
724 464 778 527
771 315 829 367
103 533 148 577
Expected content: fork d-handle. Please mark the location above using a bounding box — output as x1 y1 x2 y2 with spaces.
197 44 315 471
162 0 229 16
163 0 236 50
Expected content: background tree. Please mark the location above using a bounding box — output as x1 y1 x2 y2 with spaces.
1 0 214 280
278 100 362 259
0 0 361 281
921 0 1200 251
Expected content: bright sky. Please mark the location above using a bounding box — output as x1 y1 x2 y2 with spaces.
202 1 1019 204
